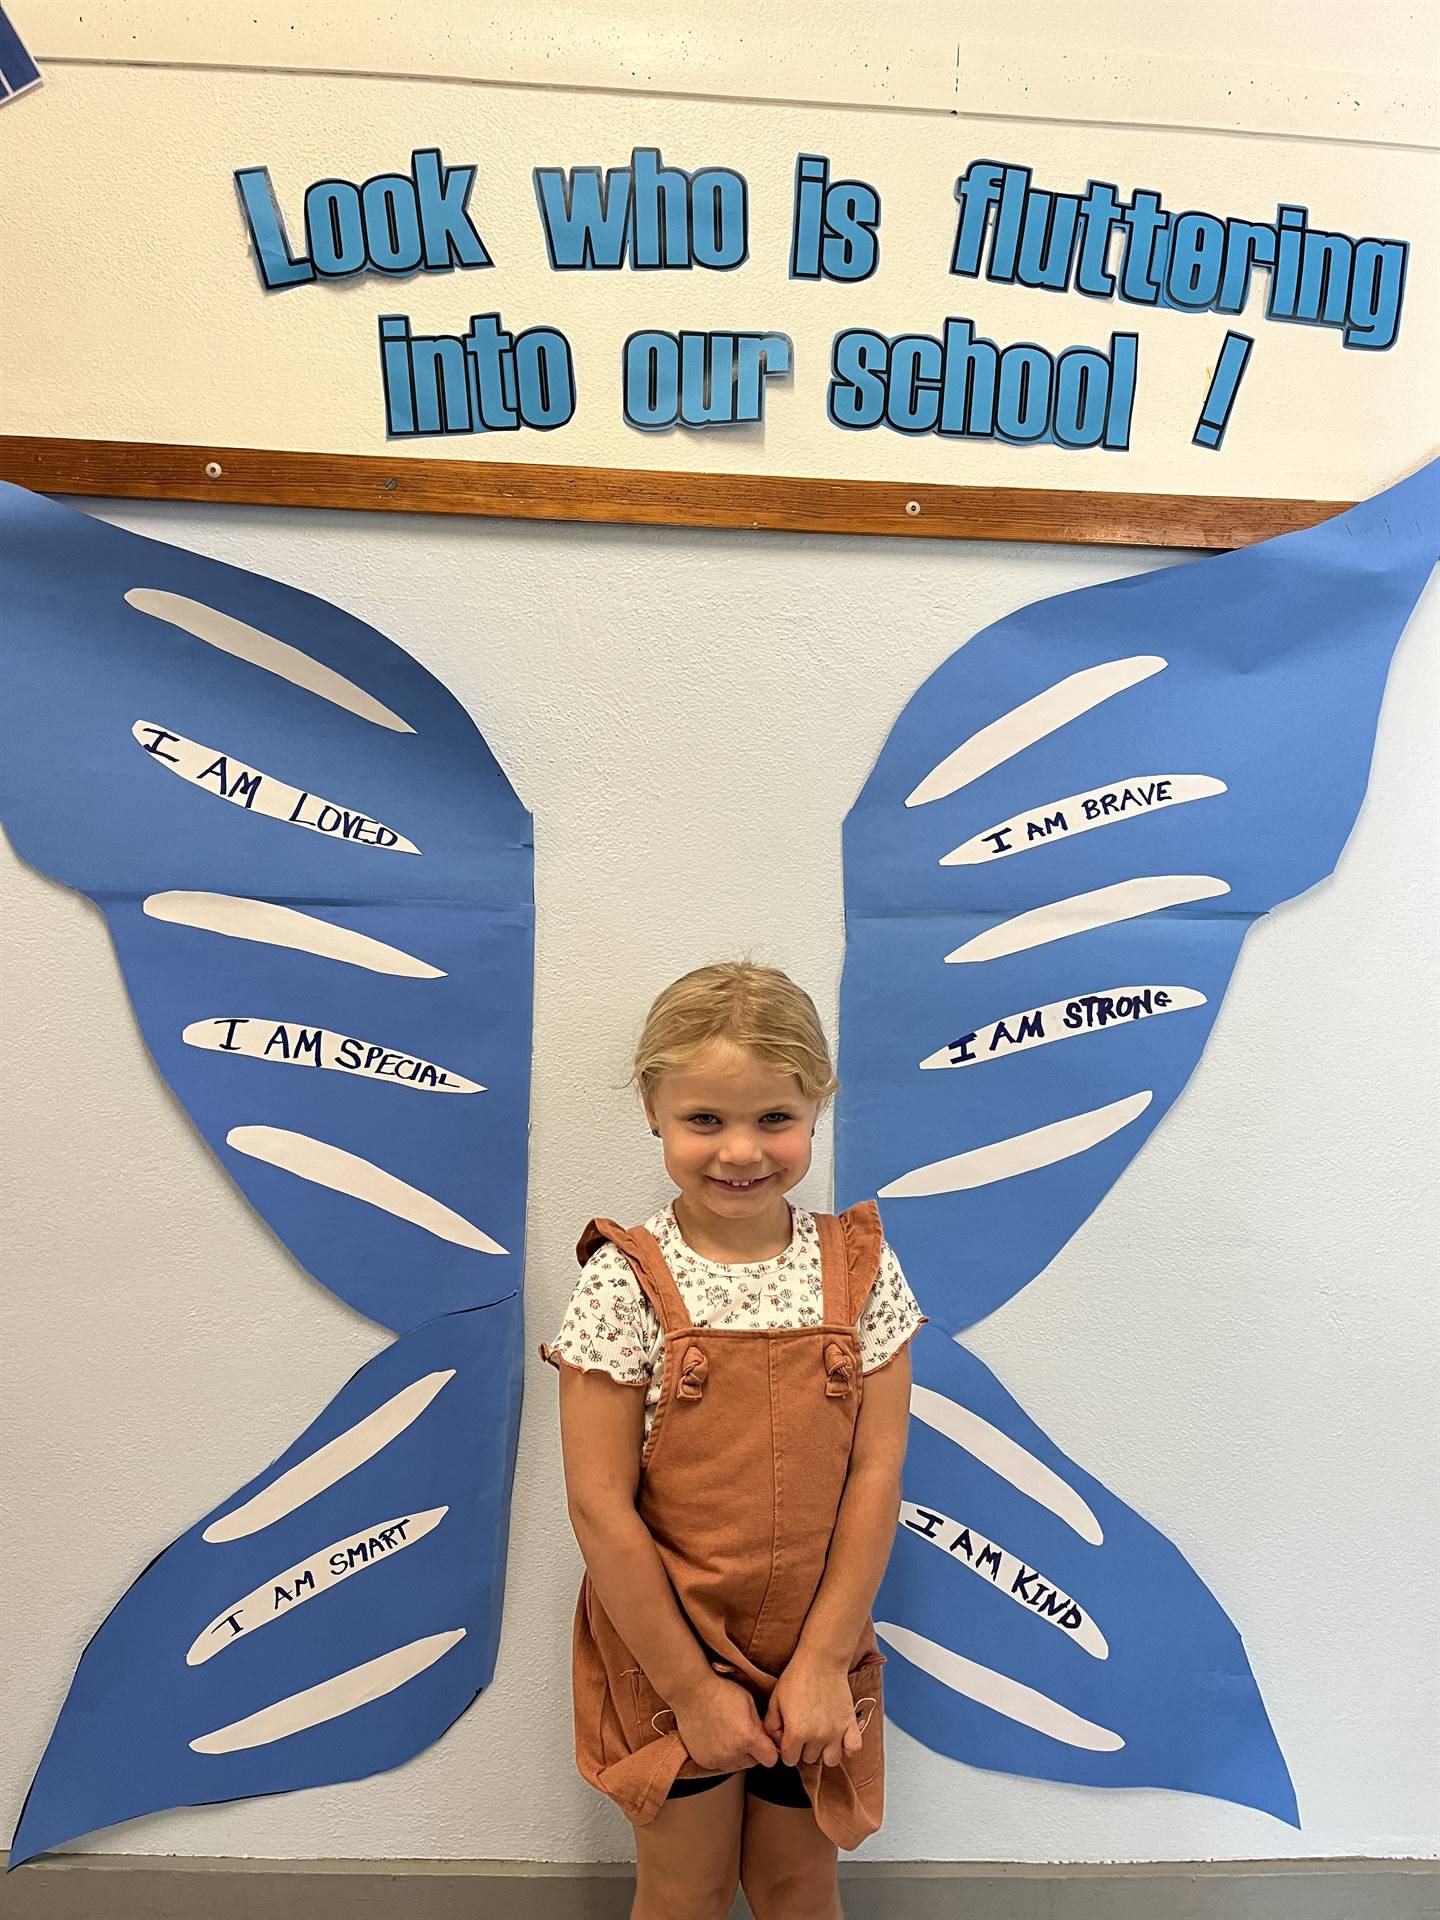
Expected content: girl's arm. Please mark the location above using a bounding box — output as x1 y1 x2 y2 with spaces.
765 1344 912 1767
557 1365 779 1772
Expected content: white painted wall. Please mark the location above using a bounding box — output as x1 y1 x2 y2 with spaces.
2 500 1436 1865
2 0 1438 1873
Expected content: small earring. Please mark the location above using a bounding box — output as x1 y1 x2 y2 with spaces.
650 1127 660 1137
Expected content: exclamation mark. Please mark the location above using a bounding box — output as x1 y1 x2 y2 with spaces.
1193 332 1254 450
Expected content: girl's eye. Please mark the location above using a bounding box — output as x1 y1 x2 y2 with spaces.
762 1112 794 1125
686 1113 720 1127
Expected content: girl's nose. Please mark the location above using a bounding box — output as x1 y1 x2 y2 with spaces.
718 1132 763 1166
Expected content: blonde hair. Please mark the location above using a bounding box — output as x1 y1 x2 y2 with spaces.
634 962 839 1103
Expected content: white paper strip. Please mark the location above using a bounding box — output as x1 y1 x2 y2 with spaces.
899 1500 1108 1658
188 1508 448 1663
942 774 1226 864
227 1125 508 1254
203 1371 455 1543
189 1629 466 1754
879 1091 1152 1198
125 589 415 732
133 721 419 853
143 892 444 978
876 1622 1125 1751
183 1017 481 1093
945 877 1230 963
905 657 1166 808
919 986 1205 1069
909 1383 1104 1545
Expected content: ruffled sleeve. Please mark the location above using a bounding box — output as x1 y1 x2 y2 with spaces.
540 1242 659 1387
857 1242 927 1373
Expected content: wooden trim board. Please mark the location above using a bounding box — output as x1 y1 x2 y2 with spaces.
0 436 1352 550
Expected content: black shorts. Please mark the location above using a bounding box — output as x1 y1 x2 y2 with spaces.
666 1761 810 1809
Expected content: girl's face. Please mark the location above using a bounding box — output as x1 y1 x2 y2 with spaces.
644 1040 819 1227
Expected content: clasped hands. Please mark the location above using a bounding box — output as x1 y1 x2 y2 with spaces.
671 1646 864 1774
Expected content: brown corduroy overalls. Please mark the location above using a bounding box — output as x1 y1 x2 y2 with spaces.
555 1200 887 1850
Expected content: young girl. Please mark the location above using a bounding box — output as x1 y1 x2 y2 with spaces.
541 963 925 1920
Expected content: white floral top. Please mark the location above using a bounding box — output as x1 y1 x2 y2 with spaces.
544 1203 926 1442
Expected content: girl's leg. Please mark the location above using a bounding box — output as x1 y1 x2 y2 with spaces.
738 1792 843 1920
632 1772 746 1920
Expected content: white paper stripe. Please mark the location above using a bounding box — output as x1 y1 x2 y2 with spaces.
876 1622 1124 1751
941 775 1226 864
125 588 415 732
905 657 1166 808
899 1500 1108 1658
189 1629 466 1754
909 1383 1103 1545
946 876 1231 964
133 721 419 854
227 1125 508 1254
188 1508 448 1663
919 986 1205 1069
203 1371 455 1543
183 1017 481 1093
879 1091 1152 1198
143 892 444 978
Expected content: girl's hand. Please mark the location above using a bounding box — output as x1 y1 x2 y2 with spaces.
763 1650 865 1768
672 1673 780 1775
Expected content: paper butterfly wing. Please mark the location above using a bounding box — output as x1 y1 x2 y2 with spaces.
0 483 533 1334
877 1327 1298 1824
1 485 534 1862
838 461 1436 1821
9 1298 522 1868
839 459 1439 1336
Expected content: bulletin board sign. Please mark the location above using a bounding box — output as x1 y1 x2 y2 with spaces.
1 11 1436 546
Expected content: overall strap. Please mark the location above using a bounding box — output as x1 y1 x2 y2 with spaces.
814 1200 885 1326
813 1212 852 1324
576 1218 694 1333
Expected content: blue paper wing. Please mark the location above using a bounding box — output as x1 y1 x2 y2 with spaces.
0 482 533 1334
9 1298 522 1868
1 484 534 1862
877 1327 1298 1825
838 459 1438 1334
837 463 1437 1823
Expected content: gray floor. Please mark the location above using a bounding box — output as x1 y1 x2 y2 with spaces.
2 1857 1438 1920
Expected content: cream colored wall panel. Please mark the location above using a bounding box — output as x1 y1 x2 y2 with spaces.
26 0 953 112
25 0 1440 138
2 65 1435 499
963 43 1440 148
